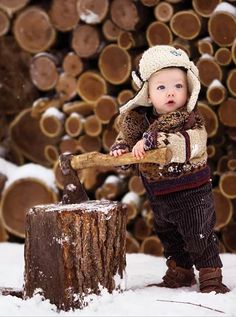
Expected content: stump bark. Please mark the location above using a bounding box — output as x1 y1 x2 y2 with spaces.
23 200 127 311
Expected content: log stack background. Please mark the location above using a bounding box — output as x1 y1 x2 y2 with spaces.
0 0 235 255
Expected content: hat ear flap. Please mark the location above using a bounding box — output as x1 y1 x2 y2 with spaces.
186 70 201 112
120 81 149 113
131 71 143 88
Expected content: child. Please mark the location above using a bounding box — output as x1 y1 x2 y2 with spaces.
110 45 229 294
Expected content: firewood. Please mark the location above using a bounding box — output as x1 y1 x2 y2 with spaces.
219 171 236 199
94 95 118 124
165 0 183 3
228 159 236 171
196 55 223 87
227 127 236 142
128 175 146 196
80 166 117 191
102 19 121 42
62 52 84 77
170 10 202 40
0 9 9 36
215 47 232 66
232 39 236 65
213 188 233 231
84 114 103 137
65 113 84 137
1 176 58 238
172 38 191 56
0 0 29 17
62 101 94 117
72 24 103 59
141 0 160 7
110 0 148 31
126 231 140 253
39 108 65 138
13 7 56 53
140 235 164 256
0 172 7 196
77 135 102 153
134 217 152 241
117 31 147 50
76 71 107 103
77 0 109 24
31 97 61 119
216 155 229 175
53 160 64 190
10 108 59 167
30 52 59 91
208 4 236 47
0 287 23 298
197 37 214 56
0 216 8 242
218 98 236 127
98 44 131 84
192 0 221 17
226 69 236 97
49 0 79 32
24 200 127 310
117 89 134 106
55 73 77 102
121 191 142 224
222 223 236 252
59 136 79 155
154 2 174 22
146 21 173 46
96 174 127 200
198 102 218 137
70 148 171 170
102 126 118 152
206 80 227 106
44 145 59 165
0 37 39 115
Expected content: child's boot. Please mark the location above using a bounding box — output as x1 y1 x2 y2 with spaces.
199 267 230 294
149 259 197 288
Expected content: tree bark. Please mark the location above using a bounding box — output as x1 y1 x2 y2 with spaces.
24 200 127 310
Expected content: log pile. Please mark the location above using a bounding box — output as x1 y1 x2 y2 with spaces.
0 0 236 256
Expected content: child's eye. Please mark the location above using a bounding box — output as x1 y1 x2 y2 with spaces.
157 85 165 90
176 84 183 88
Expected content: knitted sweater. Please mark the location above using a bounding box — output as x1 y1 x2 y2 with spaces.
111 106 211 195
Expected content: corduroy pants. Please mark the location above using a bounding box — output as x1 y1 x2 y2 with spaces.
142 179 222 270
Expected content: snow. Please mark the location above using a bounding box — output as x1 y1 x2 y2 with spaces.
214 2 236 16
0 158 57 192
209 79 224 89
0 242 236 316
80 11 100 24
42 107 65 121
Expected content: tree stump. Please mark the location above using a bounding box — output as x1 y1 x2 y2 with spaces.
23 200 127 310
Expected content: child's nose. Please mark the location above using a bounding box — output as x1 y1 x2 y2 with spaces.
167 90 175 97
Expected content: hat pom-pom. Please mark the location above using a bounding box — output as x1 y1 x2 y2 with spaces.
132 71 143 88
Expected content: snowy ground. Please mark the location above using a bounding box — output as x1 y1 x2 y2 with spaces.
0 242 236 316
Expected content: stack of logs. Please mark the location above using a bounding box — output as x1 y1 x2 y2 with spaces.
0 0 236 255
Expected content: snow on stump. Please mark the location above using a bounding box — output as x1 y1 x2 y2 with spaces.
23 200 127 311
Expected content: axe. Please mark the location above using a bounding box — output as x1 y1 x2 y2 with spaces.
59 148 172 204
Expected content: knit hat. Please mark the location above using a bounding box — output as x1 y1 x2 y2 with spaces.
120 45 201 113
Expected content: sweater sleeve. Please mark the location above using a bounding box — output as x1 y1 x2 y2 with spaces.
110 108 148 152
157 126 208 163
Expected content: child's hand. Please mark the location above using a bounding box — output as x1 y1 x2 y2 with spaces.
132 139 145 159
110 148 128 157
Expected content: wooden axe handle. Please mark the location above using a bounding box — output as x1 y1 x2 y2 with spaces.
70 148 172 170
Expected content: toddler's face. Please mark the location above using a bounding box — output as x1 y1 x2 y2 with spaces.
148 68 188 114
